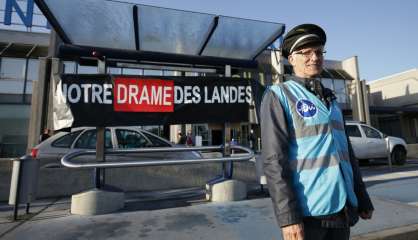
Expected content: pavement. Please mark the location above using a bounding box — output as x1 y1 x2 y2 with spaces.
0 159 418 240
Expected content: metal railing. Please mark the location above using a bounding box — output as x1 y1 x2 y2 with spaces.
61 145 254 169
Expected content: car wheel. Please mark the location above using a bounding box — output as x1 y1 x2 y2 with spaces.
391 147 406 165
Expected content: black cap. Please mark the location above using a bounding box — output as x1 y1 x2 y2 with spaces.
282 24 326 58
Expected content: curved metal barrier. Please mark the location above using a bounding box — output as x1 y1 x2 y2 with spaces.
61 145 254 169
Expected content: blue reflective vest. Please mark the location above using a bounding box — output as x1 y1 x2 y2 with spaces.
270 80 358 216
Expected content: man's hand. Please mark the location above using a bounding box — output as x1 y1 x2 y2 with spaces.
282 223 304 240
359 210 373 220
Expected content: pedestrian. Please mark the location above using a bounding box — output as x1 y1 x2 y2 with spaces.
261 24 374 240
178 132 187 145
39 128 51 143
186 131 194 146
248 129 256 150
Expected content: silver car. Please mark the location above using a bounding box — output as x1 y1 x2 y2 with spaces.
31 127 202 168
345 121 408 165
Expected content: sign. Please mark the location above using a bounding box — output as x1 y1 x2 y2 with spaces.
54 75 259 129
2 0 50 30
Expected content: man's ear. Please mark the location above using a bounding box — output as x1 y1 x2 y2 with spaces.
288 54 295 66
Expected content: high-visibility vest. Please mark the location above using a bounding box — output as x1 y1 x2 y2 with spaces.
270 80 358 216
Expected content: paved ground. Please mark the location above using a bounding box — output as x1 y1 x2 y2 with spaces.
0 159 417 240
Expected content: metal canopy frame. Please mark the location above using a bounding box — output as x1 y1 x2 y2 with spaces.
34 0 285 68
29 0 274 194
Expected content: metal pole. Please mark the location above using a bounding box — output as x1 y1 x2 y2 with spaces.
95 58 107 188
61 146 254 168
223 122 232 178
13 159 22 221
223 65 233 179
26 203 30 214
386 137 392 171
257 137 261 153
95 127 105 188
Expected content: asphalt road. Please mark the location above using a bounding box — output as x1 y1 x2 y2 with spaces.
361 158 418 206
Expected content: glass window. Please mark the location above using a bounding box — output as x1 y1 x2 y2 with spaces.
0 58 26 94
74 129 112 149
108 67 122 74
27 59 39 81
142 131 171 147
32 13 48 28
143 69 162 76
77 65 98 74
116 129 150 148
346 125 362 138
185 72 199 77
193 124 209 146
334 79 347 103
321 78 334 91
24 59 40 94
0 57 25 80
345 81 352 105
63 61 76 74
163 70 181 76
122 68 143 75
361 126 382 139
51 131 82 148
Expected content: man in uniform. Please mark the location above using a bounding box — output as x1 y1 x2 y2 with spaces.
261 24 374 240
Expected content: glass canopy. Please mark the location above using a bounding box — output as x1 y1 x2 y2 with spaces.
40 0 136 50
137 5 215 55
36 0 285 61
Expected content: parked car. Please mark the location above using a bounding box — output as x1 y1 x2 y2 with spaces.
31 127 202 168
345 121 408 165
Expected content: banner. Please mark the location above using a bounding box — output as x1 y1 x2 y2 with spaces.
54 74 261 129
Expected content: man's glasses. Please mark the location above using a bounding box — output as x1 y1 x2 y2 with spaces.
293 49 326 58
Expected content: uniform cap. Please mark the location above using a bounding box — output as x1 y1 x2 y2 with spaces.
282 24 326 58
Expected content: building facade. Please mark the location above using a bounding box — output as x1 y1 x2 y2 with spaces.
368 68 418 144
0 0 49 157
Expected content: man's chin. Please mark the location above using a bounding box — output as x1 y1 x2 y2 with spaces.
306 71 321 78
306 69 322 78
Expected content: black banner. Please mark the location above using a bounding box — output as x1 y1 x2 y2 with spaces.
54 74 263 128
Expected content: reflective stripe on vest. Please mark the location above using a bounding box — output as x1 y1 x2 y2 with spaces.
270 80 358 216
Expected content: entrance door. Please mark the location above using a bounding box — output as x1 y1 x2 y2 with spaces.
211 130 222 145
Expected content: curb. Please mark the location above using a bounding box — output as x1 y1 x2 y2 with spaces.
353 223 418 240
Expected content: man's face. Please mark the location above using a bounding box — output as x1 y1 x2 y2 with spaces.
288 45 324 78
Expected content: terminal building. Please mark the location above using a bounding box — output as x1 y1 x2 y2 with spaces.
0 0 370 157
368 68 418 144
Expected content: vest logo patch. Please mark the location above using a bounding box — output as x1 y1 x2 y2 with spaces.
296 99 317 118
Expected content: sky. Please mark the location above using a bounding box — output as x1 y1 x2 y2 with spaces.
119 0 418 81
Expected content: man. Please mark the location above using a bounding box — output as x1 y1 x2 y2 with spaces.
39 128 51 143
261 24 374 240
177 131 187 145
248 129 256 150
186 130 194 146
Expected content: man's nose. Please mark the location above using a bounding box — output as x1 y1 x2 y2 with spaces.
311 52 320 60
